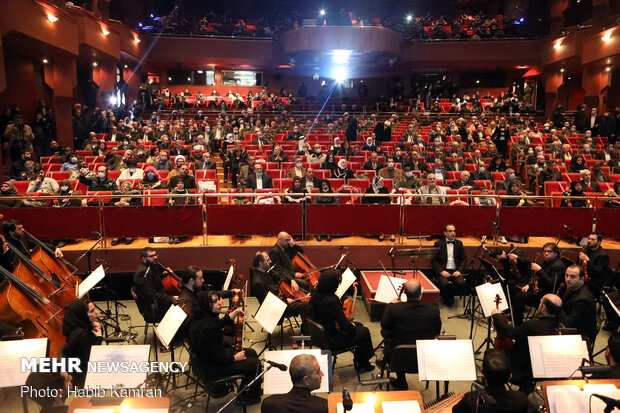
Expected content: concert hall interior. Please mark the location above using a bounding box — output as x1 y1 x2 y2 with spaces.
0 0 620 412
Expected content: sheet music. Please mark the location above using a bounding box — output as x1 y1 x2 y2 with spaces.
336 268 357 299
222 263 235 290
382 401 421 413
547 384 620 413
84 345 150 389
528 335 588 378
374 275 408 303
78 265 106 299
337 403 374 413
253 292 287 334
417 339 476 381
263 349 330 394
0 338 48 388
475 282 508 318
153 304 187 348
74 409 115 413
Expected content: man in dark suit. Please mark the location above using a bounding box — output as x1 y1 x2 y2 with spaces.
588 108 601 136
133 247 178 322
451 171 480 191
362 152 384 172
491 117 511 156
261 354 327 413
301 167 322 191
246 164 273 190
269 232 308 292
445 152 466 172
431 224 467 306
579 232 610 297
560 265 597 340
380 279 441 390
574 105 586 132
491 294 562 393
194 152 217 171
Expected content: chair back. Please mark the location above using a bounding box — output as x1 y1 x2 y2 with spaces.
305 318 330 350
390 344 419 374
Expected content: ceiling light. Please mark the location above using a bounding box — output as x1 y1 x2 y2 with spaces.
560 68 564 73
134 37 141 43
319 9 326 16
606 67 612 72
92 62 98 67
124 64 128 69
47 15 59 23
406 15 413 22
476 80 480 84
553 42 562 50
602 32 612 42
101 28 110 36
42 58 48 64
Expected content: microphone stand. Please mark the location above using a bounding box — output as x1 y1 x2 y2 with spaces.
216 365 272 413
75 233 104 274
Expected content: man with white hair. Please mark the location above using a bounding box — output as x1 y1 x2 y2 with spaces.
417 173 446 204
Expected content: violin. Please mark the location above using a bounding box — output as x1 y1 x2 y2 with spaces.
580 246 589 282
530 253 540 295
229 284 246 352
493 294 514 351
155 260 182 295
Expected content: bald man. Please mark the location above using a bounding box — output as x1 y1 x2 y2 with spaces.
261 354 327 413
491 294 562 393
380 279 442 390
269 232 308 293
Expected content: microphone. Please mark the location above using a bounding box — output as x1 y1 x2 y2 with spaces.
563 224 572 232
592 394 620 409
342 387 353 412
264 360 287 371
388 247 394 257
580 365 612 375
391 270 406 275
91 231 102 237
360 377 391 386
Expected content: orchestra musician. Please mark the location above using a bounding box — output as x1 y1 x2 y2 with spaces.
579 232 610 297
491 294 562 393
269 232 309 293
250 252 311 316
593 333 620 379
133 247 178 323
310 269 374 372
179 266 240 317
430 224 467 306
61 299 103 388
559 265 597 341
380 279 441 390
187 291 262 405
25 371 72 413
2 219 63 259
493 247 533 326
261 354 327 413
452 351 529 413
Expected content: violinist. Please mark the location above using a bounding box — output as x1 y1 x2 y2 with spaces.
179 266 240 317
380 279 441 390
3 220 63 259
250 252 310 316
560 265 597 341
491 294 562 394
269 232 308 293
310 269 374 373
493 247 532 326
579 232 610 297
133 247 178 323
187 291 262 405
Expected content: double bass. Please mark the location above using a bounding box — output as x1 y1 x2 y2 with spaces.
291 252 320 289
22 228 79 290
493 294 514 350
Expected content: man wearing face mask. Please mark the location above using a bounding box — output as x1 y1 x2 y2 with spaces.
287 156 306 179
307 144 326 164
599 111 616 141
378 156 403 181
79 165 118 191
539 160 562 194
195 151 217 172
526 154 546 192
115 159 144 186
495 168 518 191
472 160 492 181
396 166 423 190
287 126 303 141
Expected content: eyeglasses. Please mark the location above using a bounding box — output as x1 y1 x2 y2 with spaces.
542 250 554 253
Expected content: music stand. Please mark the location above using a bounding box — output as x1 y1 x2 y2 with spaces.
473 281 508 356
153 304 187 391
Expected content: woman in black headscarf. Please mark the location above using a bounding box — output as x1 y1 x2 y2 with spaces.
61 300 103 387
187 291 262 404
561 180 589 208
569 154 588 173
310 269 374 372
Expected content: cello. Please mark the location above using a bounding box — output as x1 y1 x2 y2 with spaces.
229 283 247 352
154 260 182 295
291 252 320 289
0 263 66 356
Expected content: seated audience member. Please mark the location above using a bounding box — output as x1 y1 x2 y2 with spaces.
363 176 390 204
332 159 355 182
569 154 587 173
25 371 72 413
104 146 124 171
445 152 466 172
52 179 82 208
452 351 529 413
79 165 118 191
502 181 530 207
115 158 144 186
261 354 327 413
378 156 403 181
417 173 447 204
169 179 194 206
268 145 288 163
138 166 165 190
284 176 310 204
0 182 23 208
61 300 103 387
152 150 173 171
311 269 374 372
314 179 339 205
603 181 620 208
579 169 601 192
287 156 306 179
26 167 59 194
60 152 80 172
195 151 217 171
381 279 441 390
451 170 479 191
495 168 518 191
168 155 192 180
320 153 337 173
167 164 196 191
187 291 262 405
431 224 466 306
474 186 497 206
395 166 422 190
488 155 507 172
362 151 384 172
301 167 321 191
247 163 273 190
560 181 589 208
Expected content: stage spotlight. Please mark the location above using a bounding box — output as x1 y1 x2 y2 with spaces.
333 66 347 82
47 15 59 23
332 49 352 64
109 96 117 106
406 15 413 22
602 32 612 42
319 9 326 16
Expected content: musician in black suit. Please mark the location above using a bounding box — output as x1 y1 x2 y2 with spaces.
269 232 309 293
579 232 610 297
187 291 262 405
380 279 441 390
251 252 310 316
560 265 597 340
261 354 327 413
452 351 529 413
3 219 63 259
431 224 467 306
133 247 178 323
491 294 562 393
593 333 620 379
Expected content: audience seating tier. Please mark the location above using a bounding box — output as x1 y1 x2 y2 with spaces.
499 207 595 237
205 204 303 235
306 205 401 236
